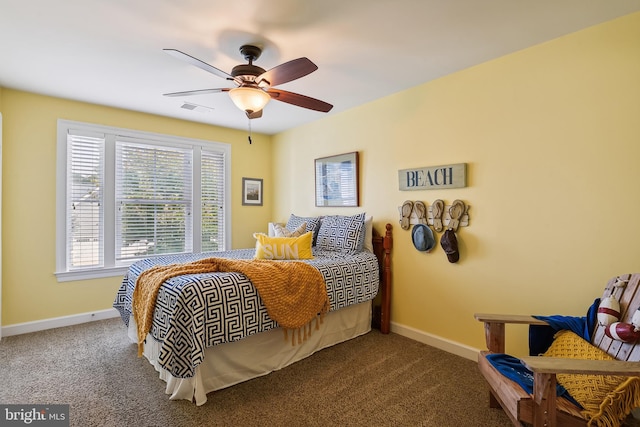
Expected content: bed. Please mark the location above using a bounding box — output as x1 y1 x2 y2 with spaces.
113 214 392 405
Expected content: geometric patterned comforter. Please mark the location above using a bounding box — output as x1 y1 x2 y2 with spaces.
113 248 379 378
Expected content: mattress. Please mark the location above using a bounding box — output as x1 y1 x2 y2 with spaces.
127 301 373 405
113 248 379 379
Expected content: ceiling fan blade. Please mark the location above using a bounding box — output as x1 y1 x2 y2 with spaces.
267 89 333 113
164 49 233 81
247 110 263 119
257 58 318 87
163 88 230 97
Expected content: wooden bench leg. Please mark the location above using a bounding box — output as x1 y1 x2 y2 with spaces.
532 372 557 427
489 391 501 409
484 322 506 409
484 322 506 353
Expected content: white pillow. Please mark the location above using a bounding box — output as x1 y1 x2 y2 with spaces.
268 222 285 237
363 216 374 253
272 222 307 237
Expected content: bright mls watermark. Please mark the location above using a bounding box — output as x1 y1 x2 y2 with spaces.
0 405 69 426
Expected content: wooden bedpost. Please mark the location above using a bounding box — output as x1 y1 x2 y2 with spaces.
371 223 393 334
380 223 393 334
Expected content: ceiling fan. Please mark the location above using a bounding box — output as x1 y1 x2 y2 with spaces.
163 45 333 119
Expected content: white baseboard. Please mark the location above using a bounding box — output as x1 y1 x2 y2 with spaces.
2 311 480 363
390 321 480 361
1 308 120 337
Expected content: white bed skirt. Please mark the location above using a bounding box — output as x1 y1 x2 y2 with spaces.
128 301 372 405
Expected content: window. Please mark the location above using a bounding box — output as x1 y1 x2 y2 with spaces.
56 120 231 281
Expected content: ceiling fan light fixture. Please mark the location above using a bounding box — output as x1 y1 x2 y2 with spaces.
163 47 332 118
229 87 270 114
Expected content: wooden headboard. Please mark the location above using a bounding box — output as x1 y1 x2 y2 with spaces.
371 223 393 334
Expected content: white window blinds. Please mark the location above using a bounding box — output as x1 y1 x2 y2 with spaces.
57 119 231 281
115 139 193 260
66 130 105 269
201 149 226 252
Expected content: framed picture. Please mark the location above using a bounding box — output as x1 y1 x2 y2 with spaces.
242 177 263 206
315 152 359 207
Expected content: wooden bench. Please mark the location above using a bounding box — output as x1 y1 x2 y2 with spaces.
475 273 640 427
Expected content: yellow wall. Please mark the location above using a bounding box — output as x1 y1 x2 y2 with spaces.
3 13 639 357
273 13 640 355
1 90 272 325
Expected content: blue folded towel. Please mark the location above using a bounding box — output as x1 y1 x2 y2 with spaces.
529 298 600 355
485 353 582 408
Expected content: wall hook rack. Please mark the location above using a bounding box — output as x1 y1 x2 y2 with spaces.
397 201 470 231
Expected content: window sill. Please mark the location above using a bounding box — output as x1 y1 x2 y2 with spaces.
55 266 130 282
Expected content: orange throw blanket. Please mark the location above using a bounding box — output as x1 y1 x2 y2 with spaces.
132 257 329 356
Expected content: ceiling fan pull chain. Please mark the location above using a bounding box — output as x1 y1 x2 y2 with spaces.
248 119 252 144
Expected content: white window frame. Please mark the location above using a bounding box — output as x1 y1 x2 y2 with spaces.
55 119 231 282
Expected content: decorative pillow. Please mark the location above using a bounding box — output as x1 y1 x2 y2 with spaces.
363 216 374 253
316 213 366 253
286 214 322 245
253 232 314 260
272 222 307 238
543 330 640 425
268 222 284 237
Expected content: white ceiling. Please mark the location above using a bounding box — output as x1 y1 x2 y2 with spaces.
1 0 639 135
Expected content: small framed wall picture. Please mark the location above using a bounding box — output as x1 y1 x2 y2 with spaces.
242 177 263 206
315 151 359 207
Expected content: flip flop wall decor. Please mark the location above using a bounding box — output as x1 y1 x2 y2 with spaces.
398 201 470 230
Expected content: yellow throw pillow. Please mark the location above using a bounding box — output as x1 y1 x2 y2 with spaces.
254 231 314 260
543 330 640 426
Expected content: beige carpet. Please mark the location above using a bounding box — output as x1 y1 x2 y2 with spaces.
0 318 514 426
